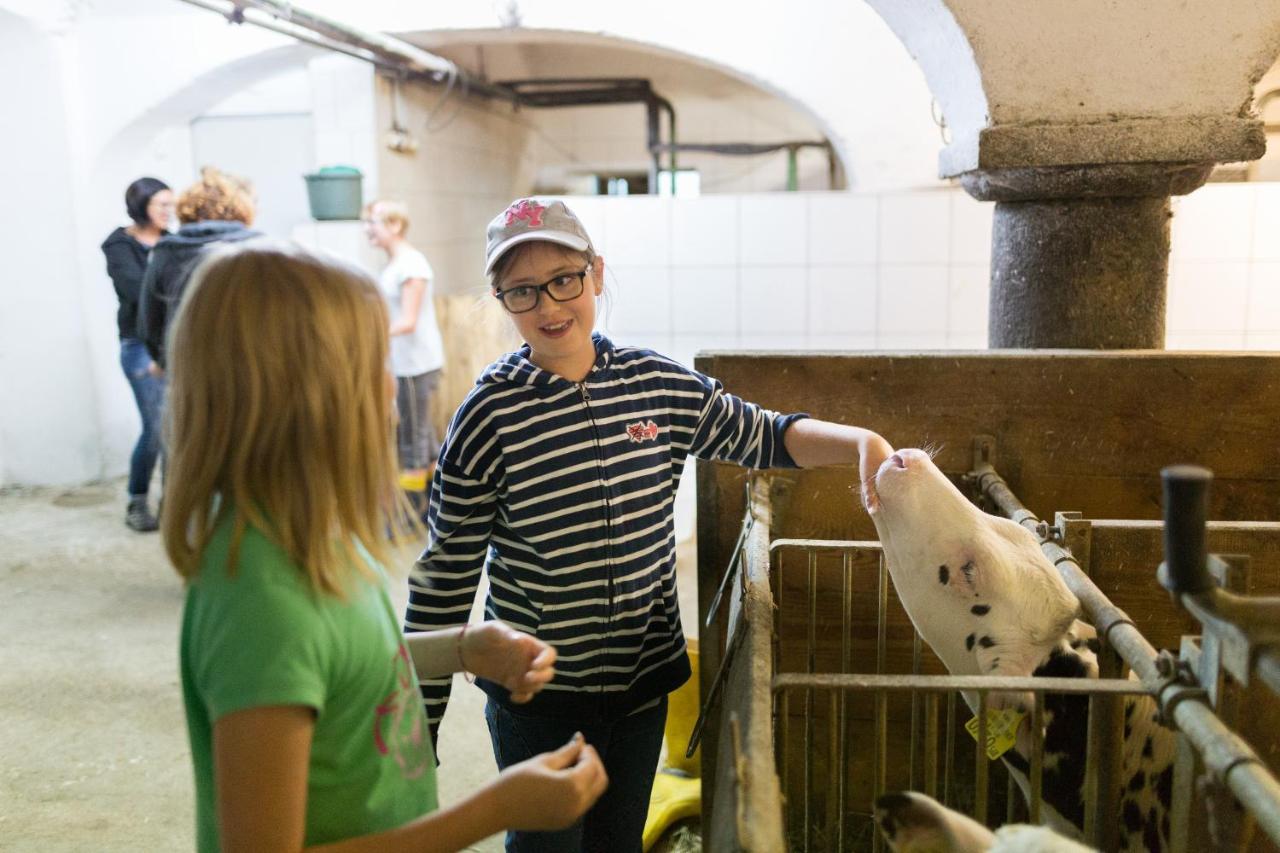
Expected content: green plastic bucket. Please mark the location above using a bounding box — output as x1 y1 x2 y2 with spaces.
303 165 363 220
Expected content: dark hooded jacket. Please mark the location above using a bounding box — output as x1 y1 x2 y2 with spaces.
101 227 154 340
137 220 258 366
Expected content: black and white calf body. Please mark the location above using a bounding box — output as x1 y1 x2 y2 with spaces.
866 449 1175 851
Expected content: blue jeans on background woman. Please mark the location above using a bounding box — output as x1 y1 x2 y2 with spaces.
120 337 163 530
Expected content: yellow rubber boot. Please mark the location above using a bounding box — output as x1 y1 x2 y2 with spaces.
643 639 702 851
663 639 700 776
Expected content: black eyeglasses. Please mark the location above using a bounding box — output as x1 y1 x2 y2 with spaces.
494 269 588 314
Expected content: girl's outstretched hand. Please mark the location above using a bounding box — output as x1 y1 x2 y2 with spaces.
461 621 556 702
859 432 894 514
492 733 609 831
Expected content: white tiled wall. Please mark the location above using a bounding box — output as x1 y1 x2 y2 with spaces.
582 188 993 356
577 183 1280 359
1168 184 1280 350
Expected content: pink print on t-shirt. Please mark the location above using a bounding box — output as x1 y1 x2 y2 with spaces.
374 644 432 779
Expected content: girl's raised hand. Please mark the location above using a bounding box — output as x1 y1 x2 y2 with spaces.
491 733 609 831
461 621 556 702
859 432 894 514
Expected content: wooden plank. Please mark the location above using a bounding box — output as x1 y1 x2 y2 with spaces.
701 351 1280 531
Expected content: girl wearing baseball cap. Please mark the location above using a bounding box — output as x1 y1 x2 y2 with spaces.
406 198 893 852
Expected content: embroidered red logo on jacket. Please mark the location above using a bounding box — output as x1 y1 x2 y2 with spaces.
625 420 660 443
505 199 545 227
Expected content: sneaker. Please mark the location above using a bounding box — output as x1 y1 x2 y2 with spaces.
125 498 159 532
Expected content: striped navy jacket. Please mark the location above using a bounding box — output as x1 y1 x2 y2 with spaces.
405 334 805 735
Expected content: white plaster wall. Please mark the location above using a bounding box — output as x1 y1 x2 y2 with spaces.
0 12 101 487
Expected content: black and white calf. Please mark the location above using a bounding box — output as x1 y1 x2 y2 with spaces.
866 449 1175 851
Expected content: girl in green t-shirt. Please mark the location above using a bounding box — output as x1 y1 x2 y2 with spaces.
164 240 607 852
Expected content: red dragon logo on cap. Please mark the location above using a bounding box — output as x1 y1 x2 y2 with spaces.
625 420 660 443
505 199 545 227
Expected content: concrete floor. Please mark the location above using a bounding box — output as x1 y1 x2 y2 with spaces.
0 478 699 852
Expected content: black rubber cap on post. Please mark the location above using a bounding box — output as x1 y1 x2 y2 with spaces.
1160 465 1214 595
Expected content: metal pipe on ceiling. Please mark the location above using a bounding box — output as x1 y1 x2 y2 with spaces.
175 0 401 71
180 0 517 103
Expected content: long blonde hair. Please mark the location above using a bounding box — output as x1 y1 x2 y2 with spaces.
162 240 417 594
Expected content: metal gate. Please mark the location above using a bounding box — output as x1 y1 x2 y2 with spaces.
694 446 1280 852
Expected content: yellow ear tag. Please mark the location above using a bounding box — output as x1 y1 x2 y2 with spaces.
965 708 1025 760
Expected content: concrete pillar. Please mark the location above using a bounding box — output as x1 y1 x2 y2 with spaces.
961 163 1213 348
864 0 1280 348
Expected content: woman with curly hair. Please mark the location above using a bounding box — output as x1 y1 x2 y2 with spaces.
137 166 259 369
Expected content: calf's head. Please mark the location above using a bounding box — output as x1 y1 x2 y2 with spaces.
867 449 1080 709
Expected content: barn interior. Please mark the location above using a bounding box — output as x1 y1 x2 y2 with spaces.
3 2 1280 851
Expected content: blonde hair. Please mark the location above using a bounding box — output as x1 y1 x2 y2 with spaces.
162 240 418 595
177 166 255 226
365 199 410 236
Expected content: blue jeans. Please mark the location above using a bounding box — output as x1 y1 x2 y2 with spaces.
119 338 164 498
484 696 668 853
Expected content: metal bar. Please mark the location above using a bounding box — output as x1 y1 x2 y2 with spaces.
771 538 880 553
975 691 989 825
875 553 889 812
944 692 956 807
687 617 745 756
780 687 791 835
646 98 660 196
238 0 517 100
924 692 939 798
1169 731 1196 853
651 140 831 156
1030 691 1044 824
705 512 752 629
1083 692 1103 844
827 689 839 849
1098 644 1126 851
176 0 400 71
839 550 852 852
772 674 1151 694
1006 773 1017 824
973 461 1280 847
804 548 815 852
910 632 922 791
656 96 677 195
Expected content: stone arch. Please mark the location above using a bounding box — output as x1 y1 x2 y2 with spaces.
865 0 1280 178
403 26 855 188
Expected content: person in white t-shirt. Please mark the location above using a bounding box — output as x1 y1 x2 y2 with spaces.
364 200 447 488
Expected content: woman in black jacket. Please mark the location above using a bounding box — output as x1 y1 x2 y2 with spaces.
102 177 173 532
137 166 258 369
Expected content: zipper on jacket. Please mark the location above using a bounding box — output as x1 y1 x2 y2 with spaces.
579 380 614 712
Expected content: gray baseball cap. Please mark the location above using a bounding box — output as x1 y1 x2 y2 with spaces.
485 198 595 276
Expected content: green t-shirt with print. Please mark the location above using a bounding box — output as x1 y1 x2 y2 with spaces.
180 518 437 852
